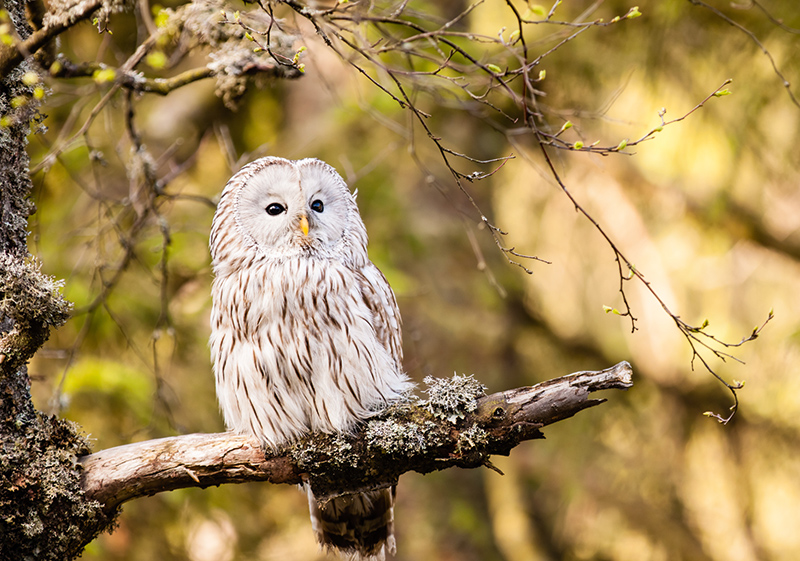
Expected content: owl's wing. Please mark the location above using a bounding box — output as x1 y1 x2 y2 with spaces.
358 262 403 369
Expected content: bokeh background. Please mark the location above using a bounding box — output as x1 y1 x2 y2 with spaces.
26 0 800 560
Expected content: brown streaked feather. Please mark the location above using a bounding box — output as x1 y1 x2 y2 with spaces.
308 486 397 561
356 263 403 370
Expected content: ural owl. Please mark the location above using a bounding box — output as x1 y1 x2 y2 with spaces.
209 157 413 560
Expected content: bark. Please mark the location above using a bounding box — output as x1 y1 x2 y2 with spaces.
80 362 633 516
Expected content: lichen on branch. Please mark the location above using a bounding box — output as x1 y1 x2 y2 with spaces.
0 254 72 369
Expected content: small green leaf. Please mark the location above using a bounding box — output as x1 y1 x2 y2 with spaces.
33 86 45 100
530 4 547 16
603 305 613 313
732 379 745 388
145 51 167 70
610 15 620 23
487 64 503 74
714 89 732 97
560 120 573 132
653 125 663 132
509 30 519 42
292 46 307 64
297 63 306 73
154 9 170 28
616 138 628 151
92 67 116 84
574 140 584 149
538 69 546 80
626 6 642 18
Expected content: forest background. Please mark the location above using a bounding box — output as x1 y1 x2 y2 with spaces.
9 0 800 559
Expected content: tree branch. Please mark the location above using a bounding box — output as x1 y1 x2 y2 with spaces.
80 361 633 516
48 55 300 95
49 57 215 95
0 0 103 75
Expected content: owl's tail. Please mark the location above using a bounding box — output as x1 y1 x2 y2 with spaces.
306 485 396 561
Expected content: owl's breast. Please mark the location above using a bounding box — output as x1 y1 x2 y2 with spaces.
210 256 411 445
235 258 353 334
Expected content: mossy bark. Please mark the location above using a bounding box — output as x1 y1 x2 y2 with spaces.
0 2 111 558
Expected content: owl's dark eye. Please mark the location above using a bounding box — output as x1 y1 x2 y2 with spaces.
310 199 324 213
265 203 286 216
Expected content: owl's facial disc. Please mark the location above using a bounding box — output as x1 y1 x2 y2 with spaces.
234 159 355 257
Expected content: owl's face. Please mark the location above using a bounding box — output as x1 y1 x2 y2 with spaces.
212 157 369 265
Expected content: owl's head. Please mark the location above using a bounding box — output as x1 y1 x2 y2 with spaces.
210 157 369 267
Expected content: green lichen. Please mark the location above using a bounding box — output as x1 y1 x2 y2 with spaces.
365 419 435 455
0 254 72 328
289 430 360 473
0 254 72 370
455 425 489 455
421 373 487 423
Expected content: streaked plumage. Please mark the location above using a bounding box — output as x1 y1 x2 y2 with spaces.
209 157 412 560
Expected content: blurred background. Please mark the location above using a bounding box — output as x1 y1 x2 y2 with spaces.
26 0 800 559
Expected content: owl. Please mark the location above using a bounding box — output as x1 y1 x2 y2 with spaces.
209 157 413 560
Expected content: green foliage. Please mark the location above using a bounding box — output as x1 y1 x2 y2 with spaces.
63 358 155 424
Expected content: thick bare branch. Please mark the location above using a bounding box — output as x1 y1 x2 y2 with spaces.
80 362 633 515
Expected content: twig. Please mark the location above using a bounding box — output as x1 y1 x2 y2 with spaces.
689 0 800 109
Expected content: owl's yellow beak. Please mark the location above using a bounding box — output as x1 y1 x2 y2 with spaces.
298 214 309 237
